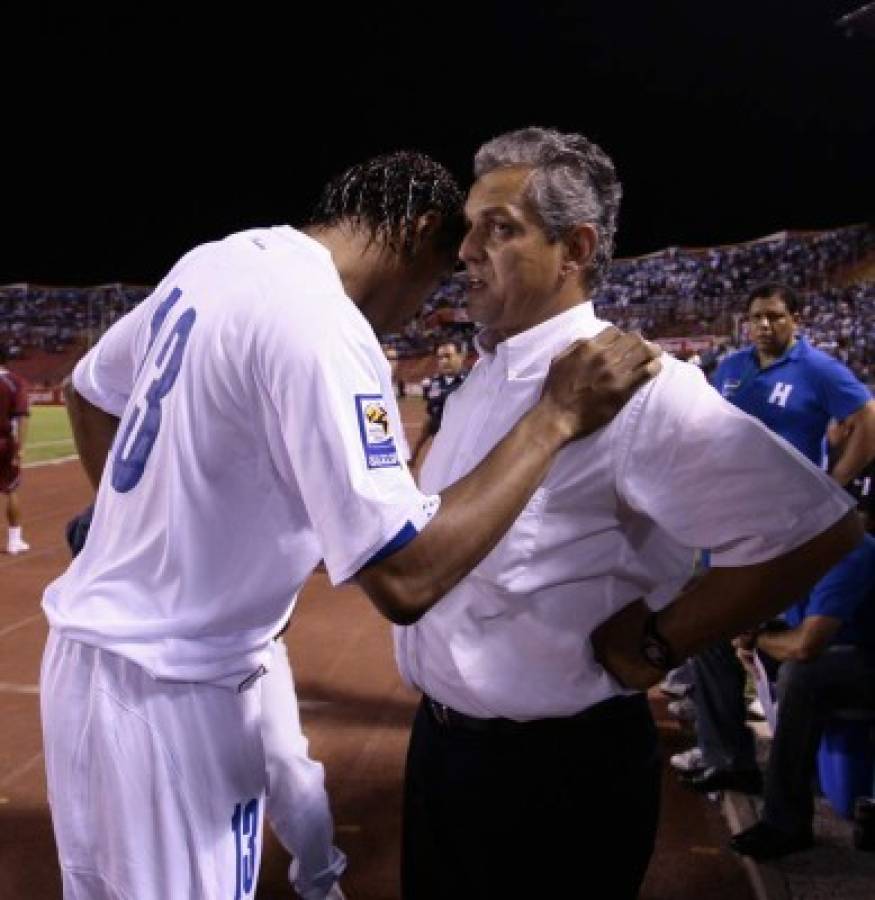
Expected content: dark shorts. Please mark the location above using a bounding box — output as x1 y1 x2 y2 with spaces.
0 438 21 493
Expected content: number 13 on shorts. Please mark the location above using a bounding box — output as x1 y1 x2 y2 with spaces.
231 798 260 898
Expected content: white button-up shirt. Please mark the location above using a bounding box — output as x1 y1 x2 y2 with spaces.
394 303 854 720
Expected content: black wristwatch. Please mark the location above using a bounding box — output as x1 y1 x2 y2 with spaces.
640 612 676 672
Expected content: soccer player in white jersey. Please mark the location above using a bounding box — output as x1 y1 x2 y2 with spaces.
62 505 346 898
40 150 662 900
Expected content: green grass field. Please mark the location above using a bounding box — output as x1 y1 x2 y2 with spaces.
23 406 76 465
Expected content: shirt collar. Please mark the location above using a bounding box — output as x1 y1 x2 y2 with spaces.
788 336 808 359
475 302 600 380
754 335 807 371
275 225 336 270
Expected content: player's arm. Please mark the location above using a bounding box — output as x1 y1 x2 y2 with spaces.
591 510 861 690
61 297 150 490
830 399 875 486
357 330 661 624
408 416 436 471
408 383 441 469
12 413 29 464
590 361 864 689
11 378 30 461
754 615 842 663
754 531 872 663
15 413 28 449
64 378 120 491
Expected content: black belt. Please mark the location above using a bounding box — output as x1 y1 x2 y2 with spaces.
424 692 646 735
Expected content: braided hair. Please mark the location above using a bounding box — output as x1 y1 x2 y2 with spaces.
309 151 465 260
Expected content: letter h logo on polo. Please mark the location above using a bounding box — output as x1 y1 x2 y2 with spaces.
768 382 793 408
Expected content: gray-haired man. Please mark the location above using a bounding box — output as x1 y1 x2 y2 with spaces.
394 127 860 899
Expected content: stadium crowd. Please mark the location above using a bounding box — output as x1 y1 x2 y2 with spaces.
393 223 875 384
1 224 872 385
0 284 149 360
599 224 874 308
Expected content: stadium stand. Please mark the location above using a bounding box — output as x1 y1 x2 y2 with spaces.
387 222 875 384
3 224 873 396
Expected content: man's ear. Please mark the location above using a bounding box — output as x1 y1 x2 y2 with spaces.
562 223 598 277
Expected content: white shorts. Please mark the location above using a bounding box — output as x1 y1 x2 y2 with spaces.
40 629 268 900
262 638 346 898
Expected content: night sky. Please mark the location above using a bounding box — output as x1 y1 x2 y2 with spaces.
5 2 873 285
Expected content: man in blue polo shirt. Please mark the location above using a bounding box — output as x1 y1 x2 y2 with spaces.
678 284 875 836
730 526 875 859
712 282 875 477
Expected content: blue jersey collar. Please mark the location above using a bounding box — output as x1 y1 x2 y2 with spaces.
756 335 807 370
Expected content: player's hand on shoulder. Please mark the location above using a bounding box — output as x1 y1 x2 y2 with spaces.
541 327 661 442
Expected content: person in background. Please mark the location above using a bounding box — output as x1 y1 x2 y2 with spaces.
382 344 405 398
0 344 30 554
730 513 875 859
409 338 467 469
675 283 875 849
382 344 411 463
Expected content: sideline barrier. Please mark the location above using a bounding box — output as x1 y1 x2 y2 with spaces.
27 387 65 405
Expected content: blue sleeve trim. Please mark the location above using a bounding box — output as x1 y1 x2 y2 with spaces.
361 520 418 569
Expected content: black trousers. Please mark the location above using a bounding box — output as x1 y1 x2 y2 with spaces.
765 645 875 834
401 693 661 900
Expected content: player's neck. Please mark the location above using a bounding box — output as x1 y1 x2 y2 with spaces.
756 336 795 368
304 225 386 311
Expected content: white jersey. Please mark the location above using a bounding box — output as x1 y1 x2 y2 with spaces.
43 226 437 686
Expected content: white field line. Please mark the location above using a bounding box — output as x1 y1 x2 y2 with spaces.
28 438 75 448
23 435 77 469
23 454 79 469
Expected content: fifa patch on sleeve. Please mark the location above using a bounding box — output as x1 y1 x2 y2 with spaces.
355 394 400 469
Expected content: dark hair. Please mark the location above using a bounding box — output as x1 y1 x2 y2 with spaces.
746 282 800 315
473 126 622 291
0 344 7 364
309 151 465 260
